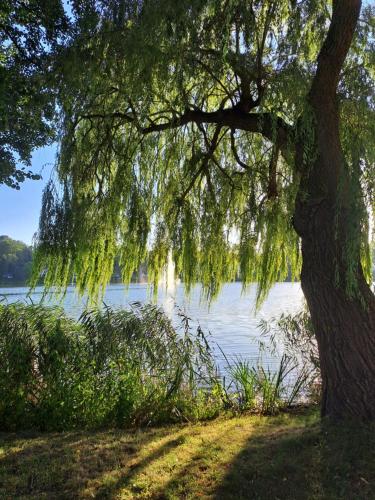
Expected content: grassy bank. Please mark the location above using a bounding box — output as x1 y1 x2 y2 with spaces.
1 408 374 499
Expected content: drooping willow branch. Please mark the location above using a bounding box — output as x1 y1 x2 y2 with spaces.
79 107 294 161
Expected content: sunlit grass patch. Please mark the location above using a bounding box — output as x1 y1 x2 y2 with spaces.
0 407 374 499
0 409 375 500
0 408 348 500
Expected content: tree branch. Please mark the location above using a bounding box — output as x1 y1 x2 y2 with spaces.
78 107 294 160
142 108 293 159
79 112 134 122
310 0 361 101
178 124 222 203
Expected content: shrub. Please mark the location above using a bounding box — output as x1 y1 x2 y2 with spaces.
0 303 83 429
0 302 220 430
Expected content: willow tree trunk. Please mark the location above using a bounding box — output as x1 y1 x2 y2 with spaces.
293 0 375 419
295 173 375 418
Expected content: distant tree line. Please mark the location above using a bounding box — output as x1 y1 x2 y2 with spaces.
0 235 148 286
0 235 32 284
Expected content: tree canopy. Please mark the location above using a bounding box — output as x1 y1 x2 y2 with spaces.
0 0 67 188
31 0 375 304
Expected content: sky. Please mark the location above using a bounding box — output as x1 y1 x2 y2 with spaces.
0 145 56 244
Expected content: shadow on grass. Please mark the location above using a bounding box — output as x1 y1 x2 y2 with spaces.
214 419 375 500
0 426 188 499
1 414 374 499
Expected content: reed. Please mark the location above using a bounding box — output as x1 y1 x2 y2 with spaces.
0 302 220 430
0 301 317 431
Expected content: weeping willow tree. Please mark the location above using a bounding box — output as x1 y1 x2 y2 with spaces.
32 0 375 419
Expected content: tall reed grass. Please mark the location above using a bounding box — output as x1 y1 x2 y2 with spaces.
0 302 220 430
0 301 316 431
220 350 313 415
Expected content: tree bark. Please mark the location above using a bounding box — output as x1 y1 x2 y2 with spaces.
294 177 375 418
293 0 375 419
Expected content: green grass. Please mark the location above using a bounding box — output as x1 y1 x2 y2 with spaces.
1 408 374 499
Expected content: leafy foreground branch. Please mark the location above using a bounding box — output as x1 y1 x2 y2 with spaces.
0 302 315 431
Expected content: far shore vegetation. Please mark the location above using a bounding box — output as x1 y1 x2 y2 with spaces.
0 235 148 287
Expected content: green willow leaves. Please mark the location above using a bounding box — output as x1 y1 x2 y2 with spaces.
31 1 375 303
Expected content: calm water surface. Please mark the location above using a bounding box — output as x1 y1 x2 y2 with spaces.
0 282 304 370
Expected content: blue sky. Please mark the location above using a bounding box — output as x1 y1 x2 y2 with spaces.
0 145 56 244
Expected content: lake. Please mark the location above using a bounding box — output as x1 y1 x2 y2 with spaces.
0 282 304 371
